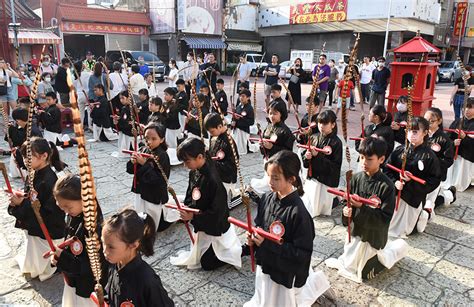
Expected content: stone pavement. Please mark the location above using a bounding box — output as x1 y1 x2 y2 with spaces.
0 81 473 306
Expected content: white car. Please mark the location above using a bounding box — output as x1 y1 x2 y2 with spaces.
246 53 268 77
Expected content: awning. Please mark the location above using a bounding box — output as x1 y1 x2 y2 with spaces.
227 42 262 52
183 37 227 49
8 29 61 45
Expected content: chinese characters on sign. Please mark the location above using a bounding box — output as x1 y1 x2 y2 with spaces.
62 22 146 35
453 2 468 37
289 0 347 25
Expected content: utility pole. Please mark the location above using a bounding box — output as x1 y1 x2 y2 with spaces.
9 0 20 66
0 0 11 63
382 0 393 57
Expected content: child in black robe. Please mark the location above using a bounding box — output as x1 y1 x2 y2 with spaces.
102 209 174 307
38 91 63 145
126 123 178 231
417 108 454 230
176 79 189 135
213 78 228 115
391 96 408 146
231 89 255 155
325 137 408 283
163 87 181 149
8 137 66 281
137 88 151 125
113 90 135 158
204 113 238 205
245 150 331 306
91 84 118 142
444 98 474 193
51 174 107 306
301 110 342 217
147 96 166 125
385 117 441 238
170 138 242 270
186 93 210 142
250 100 295 195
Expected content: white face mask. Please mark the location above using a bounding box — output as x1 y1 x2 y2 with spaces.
43 61 50 66
378 62 385 67
396 102 407 112
45 77 51 82
187 56 192 61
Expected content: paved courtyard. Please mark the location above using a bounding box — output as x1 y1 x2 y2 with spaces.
0 81 473 306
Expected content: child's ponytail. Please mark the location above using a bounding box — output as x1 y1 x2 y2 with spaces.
139 213 157 257
48 141 67 171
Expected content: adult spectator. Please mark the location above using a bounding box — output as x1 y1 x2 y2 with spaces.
328 59 339 107
183 52 198 97
39 54 57 81
237 54 252 91
450 66 474 119
369 56 391 108
263 54 280 107
83 51 96 72
73 61 92 129
360 56 375 104
202 53 221 93
165 59 178 88
138 56 149 76
312 54 330 105
130 64 146 102
144 73 157 98
37 72 55 105
109 61 128 114
54 58 72 106
0 60 21 114
15 65 33 99
286 57 305 113
30 54 39 70
88 62 113 102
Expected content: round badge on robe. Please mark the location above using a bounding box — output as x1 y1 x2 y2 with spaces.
120 301 134 307
369 195 382 208
124 114 127 120
241 111 247 117
370 133 378 139
70 239 83 256
220 97 224 102
418 160 424 171
192 187 201 201
322 145 332 155
270 134 278 142
431 143 441 152
269 221 285 237
216 150 225 160
400 121 407 127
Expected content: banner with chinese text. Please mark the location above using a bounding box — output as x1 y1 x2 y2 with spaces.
290 0 347 25
62 22 146 35
453 2 468 37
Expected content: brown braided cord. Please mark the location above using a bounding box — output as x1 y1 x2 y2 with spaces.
191 50 204 142
279 78 301 129
25 45 46 192
66 69 105 306
252 52 266 113
456 53 470 133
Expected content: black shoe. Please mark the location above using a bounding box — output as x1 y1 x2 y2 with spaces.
449 186 457 204
332 197 340 209
241 244 251 257
435 195 444 208
362 255 386 281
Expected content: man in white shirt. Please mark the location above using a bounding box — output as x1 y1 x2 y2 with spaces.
335 59 346 82
360 56 375 104
183 52 198 97
129 64 146 102
237 55 252 92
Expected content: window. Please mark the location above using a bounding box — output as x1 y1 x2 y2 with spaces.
426 73 431 89
402 73 414 88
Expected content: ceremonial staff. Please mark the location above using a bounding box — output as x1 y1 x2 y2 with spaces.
191 50 204 143
454 53 470 160
340 34 360 242
306 42 326 178
99 62 119 133
396 53 424 210
279 77 301 130
66 68 105 306
253 52 266 113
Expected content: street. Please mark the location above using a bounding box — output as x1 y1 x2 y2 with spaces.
0 80 473 306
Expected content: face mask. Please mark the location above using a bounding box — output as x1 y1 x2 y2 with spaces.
396 102 407 112
45 77 51 82
338 64 343 68
187 56 192 61
43 61 50 66
464 71 470 76
378 62 385 67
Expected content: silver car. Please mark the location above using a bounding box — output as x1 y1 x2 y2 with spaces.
438 61 462 83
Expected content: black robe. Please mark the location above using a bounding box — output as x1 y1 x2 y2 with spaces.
164 99 181 130
91 95 112 128
448 117 474 162
56 211 108 298
185 160 230 236
427 127 454 181
393 111 408 144
147 111 166 125
213 89 228 116
177 91 189 117
126 146 170 205
356 123 395 160
186 106 209 138
39 104 62 134
8 166 65 239
233 102 254 134
385 144 441 208
117 106 133 137
254 191 314 288
209 132 238 184
261 121 295 158
136 100 150 126
302 131 342 187
342 171 395 250
105 255 174 307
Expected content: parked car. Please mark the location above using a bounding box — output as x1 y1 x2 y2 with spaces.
438 61 462 83
105 50 166 82
246 53 268 77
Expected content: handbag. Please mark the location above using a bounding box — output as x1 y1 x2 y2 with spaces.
0 69 7 95
290 74 299 84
